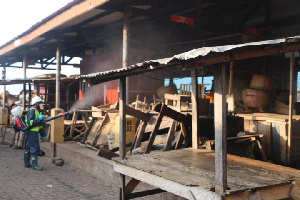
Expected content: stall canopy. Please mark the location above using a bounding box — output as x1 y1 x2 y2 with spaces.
79 35 300 86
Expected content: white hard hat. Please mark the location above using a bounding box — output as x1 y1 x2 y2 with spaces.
31 96 43 105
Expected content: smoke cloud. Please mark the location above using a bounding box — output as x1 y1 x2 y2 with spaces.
69 85 109 111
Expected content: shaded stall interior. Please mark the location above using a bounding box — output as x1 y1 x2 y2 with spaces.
79 35 300 199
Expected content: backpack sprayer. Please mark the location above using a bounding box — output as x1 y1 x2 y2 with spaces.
14 111 71 132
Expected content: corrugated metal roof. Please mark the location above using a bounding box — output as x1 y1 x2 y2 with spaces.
79 35 300 85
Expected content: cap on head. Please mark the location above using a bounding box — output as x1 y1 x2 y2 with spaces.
31 96 43 105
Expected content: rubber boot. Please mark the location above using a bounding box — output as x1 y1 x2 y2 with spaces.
24 151 32 168
31 154 43 170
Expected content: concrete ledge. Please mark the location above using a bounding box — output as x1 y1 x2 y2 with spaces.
40 141 184 200
41 141 117 184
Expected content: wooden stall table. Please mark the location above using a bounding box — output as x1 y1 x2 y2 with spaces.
113 148 300 199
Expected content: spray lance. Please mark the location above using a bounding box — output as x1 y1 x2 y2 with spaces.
20 111 72 132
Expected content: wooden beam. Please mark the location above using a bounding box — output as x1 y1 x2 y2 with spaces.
125 178 140 195
22 49 27 109
55 37 61 108
126 189 165 199
191 68 199 149
288 51 295 165
214 63 227 195
133 121 147 149
145 104 167 153
164 120 177 151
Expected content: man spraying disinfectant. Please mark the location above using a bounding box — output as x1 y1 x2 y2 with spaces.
24 96 47 170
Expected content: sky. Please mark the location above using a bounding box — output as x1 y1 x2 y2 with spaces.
0 0 80 95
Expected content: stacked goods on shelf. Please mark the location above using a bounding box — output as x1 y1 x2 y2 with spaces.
242 74 274 110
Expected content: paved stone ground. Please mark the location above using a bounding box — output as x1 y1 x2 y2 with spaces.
0 144 118 200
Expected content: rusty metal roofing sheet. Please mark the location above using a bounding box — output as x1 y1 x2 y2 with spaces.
79 35 300 85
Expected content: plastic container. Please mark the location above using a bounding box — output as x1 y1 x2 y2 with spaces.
242 89 270 109
250 74 275 91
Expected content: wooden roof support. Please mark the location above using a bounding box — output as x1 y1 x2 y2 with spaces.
191 68 199 149
22 49 27 109
214 63 227 195
55 37 61 108
288 52 295 165
2 66 6 106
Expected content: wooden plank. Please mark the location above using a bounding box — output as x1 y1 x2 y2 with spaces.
257 121 272 158
214 63 227 194
91 114 109 147
134 121 147 149
255 140 267 161
82 118 96 143
280 122 288 163
97 147 118 160
191 68 199 149
115 105 150 122
288 51 295 165
145 104 167 154
175 130 184 150
125 178 140 195
114 162 219 200
164 120 177 151
69 110 78 137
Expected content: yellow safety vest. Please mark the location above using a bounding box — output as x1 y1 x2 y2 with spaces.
25 107 41 132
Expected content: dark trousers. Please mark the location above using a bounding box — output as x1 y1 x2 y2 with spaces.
25 131 40 154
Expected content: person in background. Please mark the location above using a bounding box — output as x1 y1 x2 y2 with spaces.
24 96 47 170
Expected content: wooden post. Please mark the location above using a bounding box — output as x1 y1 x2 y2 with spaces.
119 77 126 159
66 86 70 115
28 83 31 107
122 5 131 105
191 68 199 149
22 49 27 109
36 84 40 96
214 63 227 195
2 66 6 106
288 52 295 165
56 37 61 108
119 77 126 200
228 60 234 95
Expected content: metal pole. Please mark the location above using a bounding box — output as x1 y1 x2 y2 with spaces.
119 77 126 159
22 49 27 109
214 63 227 195
288 52 295 165
122 5 131 105
191 68 199 149
119 77 126 200
56 37 61 108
